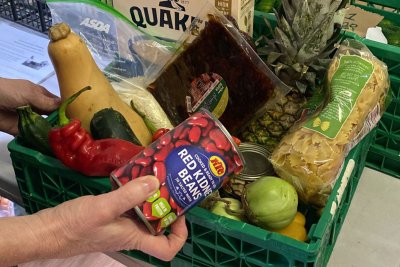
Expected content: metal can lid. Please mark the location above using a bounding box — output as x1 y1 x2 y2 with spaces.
236 142 275 181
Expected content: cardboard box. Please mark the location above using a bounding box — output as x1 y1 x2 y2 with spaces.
209 0 254 35
111 0 254 41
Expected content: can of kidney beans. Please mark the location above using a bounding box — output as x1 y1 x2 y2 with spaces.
110 109 244 235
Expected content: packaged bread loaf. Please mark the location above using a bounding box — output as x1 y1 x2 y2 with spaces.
271 40 390 208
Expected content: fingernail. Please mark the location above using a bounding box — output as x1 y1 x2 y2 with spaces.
140 176 160 196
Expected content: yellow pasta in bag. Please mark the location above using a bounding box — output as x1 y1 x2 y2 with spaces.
271 40 390 208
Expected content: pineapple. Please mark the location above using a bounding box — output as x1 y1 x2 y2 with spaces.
241 0 348 150
242 90 305 148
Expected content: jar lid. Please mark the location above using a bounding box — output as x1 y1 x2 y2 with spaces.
236 142 275 181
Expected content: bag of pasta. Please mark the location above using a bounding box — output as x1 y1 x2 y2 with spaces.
270 39 390 208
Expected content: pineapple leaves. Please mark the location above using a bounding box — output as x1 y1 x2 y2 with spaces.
262 16 276 39
338 0 349 11
257 47 271 57
295 81 308 94
309 63 327 72
279 15 297 50
281 0 295 24
254 35 264 47
267 52 284 64
304 72 317 86
296 14 335 63
322 28 343 51
292 0 313 44
256 0 348 95
275 27 297 60
274 63 289 76
291 63 308 74
314 58 332 68
256 34 277 51
311 1 331 30
291 0 304 13
329 0 343 14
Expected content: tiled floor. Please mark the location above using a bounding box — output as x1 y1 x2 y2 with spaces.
328 168 400 267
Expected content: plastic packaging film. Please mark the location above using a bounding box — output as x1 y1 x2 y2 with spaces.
46 0 181 131
47 0 177 83
145 3 290 135
47 0 290 136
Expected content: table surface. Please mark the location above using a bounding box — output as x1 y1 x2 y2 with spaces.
1 18 400 267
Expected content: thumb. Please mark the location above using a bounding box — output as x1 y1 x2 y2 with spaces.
98 176 160 219
28 86 60 114
29 95 60 114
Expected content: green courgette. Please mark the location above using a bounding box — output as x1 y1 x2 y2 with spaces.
17 106 53 156
90 108 141 145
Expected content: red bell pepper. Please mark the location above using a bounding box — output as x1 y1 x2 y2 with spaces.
49 86 144 177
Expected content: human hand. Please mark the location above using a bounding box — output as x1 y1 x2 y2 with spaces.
36 176 188 261
0 78 60 135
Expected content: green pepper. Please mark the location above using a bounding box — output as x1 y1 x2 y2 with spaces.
17 106 53 156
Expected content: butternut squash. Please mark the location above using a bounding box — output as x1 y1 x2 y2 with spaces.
47 22 152 145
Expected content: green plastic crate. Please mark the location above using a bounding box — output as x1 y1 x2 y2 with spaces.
6 10 385 267
350 0 400 22
346 1 400 177
253 10 400 178
7 108 375 267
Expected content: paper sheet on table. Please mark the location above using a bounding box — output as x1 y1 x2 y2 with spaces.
0 22 54 84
